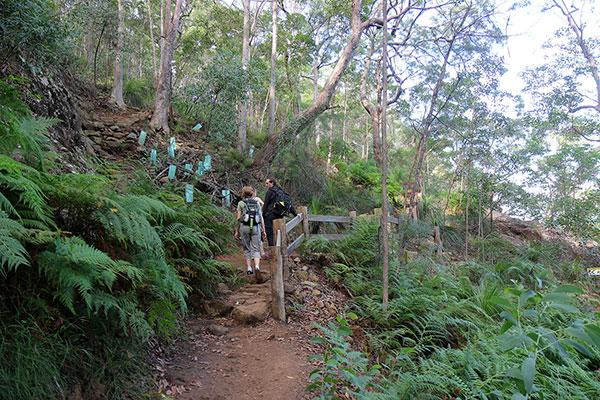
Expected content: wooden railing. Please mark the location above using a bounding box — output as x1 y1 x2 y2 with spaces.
269 206 359 322
268 207 444 321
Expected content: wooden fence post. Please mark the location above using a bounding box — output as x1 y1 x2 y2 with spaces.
433 225 443 257
270 230 286 322
349 210 356 223
299 206 309 238
273 217 289 279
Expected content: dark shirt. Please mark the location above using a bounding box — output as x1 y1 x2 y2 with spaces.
262 184 296 218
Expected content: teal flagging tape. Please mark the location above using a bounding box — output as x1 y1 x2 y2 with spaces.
170 137 176 149
249 145 254 158
184 163 192 176
192 123 202 131
168 144 175 158
185 184 194 203
150 149 157 164
195 161 204 177
221 189 230 207
204 155 211 171
138 130 147 145
168 165 176 180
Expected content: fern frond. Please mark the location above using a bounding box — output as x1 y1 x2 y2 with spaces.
0 210 29 276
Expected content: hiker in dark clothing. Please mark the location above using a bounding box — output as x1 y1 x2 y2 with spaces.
262 178 297 246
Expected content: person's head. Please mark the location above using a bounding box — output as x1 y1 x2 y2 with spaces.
266 178 276 189
242 186 254 199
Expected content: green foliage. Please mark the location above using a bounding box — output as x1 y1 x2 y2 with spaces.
307 314 380 399
0 77 59 169
174 50 256 144
0 0 69 64
123 78 154 108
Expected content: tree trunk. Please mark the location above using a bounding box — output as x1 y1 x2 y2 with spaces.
110 0 125 107
237 0 251 151
150 0 186 133
146 0 158 85
260 0 380 163
326 118 333 171
360 39 382 166
267 0 278 139
408 6 471 217
380 0 389 307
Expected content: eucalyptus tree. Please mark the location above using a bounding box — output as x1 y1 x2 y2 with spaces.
523 0 600 142
238 0 251 151
261 0 386 162
110 0 125 107
392 0 506 219
150 0 188 133
268 0 279 139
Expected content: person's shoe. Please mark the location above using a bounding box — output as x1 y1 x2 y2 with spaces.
246 269 253 275
255 268 263 284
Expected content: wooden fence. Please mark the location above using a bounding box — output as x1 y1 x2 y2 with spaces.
269 207 444 321
269 207 404 321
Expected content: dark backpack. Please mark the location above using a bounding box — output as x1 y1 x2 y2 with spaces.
272 187 292 217
241 199 261 227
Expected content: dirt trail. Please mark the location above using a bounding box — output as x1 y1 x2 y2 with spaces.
160 251 316 400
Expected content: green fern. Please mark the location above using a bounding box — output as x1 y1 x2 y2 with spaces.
0 209 29 275
0 78 58 169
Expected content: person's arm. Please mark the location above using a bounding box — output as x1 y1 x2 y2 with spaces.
260 211 267 241
234 208 242 240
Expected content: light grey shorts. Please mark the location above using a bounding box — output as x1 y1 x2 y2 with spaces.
240 224 260 259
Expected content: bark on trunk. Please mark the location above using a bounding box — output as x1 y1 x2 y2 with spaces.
110 0 125 107
147 0 158 85
380 0 389 307
260 0 379 163
150 0 186 133
237 0 251 151
267 0 278 138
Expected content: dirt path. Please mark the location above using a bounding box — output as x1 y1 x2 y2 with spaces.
158 251 318 400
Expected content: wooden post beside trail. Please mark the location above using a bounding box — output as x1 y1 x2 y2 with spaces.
433 225 443 257
349 210 356 222
299 206 309 238
270 230 285 322
273 217 289 279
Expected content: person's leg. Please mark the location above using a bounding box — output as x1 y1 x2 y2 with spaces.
240 225 254 274
264 216 274 246
249 227 262 283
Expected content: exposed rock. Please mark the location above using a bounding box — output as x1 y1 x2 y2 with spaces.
217 283 232 295
202 299 233 317
284 283 295 294
231 300 270 324
207 324 229 336
308 271 319 282
295 270 309 281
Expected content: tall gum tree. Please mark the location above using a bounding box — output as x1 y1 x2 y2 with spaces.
260 0 385 163
110 0 125 107
524 0 600 142
150 0 187 133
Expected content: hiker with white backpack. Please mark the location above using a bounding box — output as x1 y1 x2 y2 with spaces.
234 186 267 283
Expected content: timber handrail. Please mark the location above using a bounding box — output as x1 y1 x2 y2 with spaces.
270 207 405 322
